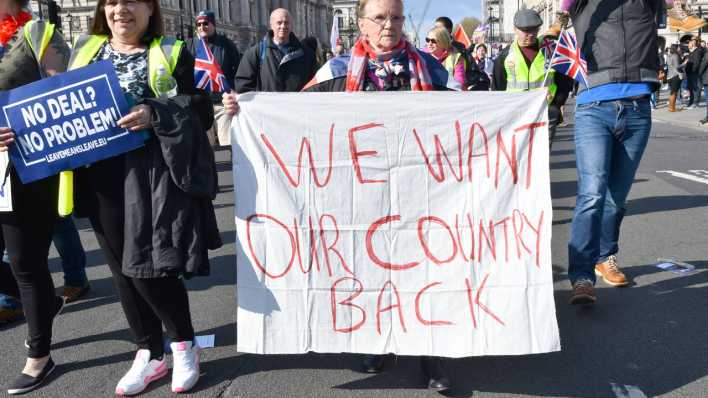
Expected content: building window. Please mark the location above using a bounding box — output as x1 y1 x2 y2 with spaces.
335 9 343 29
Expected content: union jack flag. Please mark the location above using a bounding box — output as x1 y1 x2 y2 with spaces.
194 38 230 93
549 28 588 86
540 36 556 59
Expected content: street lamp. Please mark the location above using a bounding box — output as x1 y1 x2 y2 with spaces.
487 6 494 43
348 16 354 48
67 13 73 43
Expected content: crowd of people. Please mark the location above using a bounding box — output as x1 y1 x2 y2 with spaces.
0 0 665 395
657 36 708 124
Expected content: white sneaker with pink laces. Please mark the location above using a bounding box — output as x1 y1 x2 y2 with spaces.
115 349 167 396
170 340 200 393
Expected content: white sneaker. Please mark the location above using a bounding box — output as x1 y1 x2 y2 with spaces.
115 349 167 396
170 341 200 393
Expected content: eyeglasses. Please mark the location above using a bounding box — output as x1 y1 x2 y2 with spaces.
425 38 437 44
362 14 405 27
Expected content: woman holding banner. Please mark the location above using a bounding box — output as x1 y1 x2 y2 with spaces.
0 0 71 393
224 0 453 393
67 0 220 394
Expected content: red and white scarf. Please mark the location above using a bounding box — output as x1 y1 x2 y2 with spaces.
345 38 435 92
0 11 32 60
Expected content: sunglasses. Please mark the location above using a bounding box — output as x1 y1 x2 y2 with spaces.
425 38 437 44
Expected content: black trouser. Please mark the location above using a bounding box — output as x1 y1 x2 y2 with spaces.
548 104 562 149
85 158 194 357
0 231 20 299
687 73 700 106
1 170 58 358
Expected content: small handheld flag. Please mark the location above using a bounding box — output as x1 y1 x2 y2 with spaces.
194 38 230 93
548 28 588 86
330 14 341 50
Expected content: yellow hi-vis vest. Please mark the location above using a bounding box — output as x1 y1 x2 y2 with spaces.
22 20 55 69
442 50 463 90
56 35 183 216
503 38 557 100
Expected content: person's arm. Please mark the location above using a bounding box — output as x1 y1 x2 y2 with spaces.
234 45 260 94
491 49 508 91
226 38 241 87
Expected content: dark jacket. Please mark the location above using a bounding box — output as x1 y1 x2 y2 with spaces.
187 32 241 102
75 43 221 279
686 47 704 75
570 0 660 89
699 51 708 85
491 44 574 108
234 31 317 93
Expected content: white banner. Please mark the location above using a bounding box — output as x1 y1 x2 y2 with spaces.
233 91 559 358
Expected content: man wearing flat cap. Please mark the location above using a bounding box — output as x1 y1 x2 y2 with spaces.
491 8 572 146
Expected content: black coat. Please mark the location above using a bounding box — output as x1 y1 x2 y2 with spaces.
187 32 241 102
699 51 708 85
75 42 221 279
234 31 317 93
686 47 704 75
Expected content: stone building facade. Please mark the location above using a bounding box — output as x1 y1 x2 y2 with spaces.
332 0 357 49
34 0 333 52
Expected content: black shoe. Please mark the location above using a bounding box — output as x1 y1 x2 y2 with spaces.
52 296 65 319
7 357 56 395
420 356 452 393
700 118 708 124
361 354 386 373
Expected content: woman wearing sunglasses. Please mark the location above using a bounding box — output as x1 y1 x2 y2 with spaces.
424 26 466 90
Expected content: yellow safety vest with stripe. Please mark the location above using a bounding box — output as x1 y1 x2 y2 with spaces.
22 20 55 71
442 50 463 89
56 35 183 216
503 38 557 100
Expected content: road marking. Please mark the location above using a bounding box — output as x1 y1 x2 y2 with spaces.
610 383 647 398
657 170 708 185
688 169 708 177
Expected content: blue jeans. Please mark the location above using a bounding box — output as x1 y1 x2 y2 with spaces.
53 216 87 287
568 98 652 284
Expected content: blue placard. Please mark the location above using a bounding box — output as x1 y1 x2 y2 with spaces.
0 60 145 183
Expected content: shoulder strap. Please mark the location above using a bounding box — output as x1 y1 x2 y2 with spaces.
258 38 267 65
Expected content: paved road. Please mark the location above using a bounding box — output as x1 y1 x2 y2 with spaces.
1 109 707 398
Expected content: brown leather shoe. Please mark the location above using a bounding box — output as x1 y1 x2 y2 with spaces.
0 306 24 324
569 279 596 305
62 283 90 303
595 255 629 287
